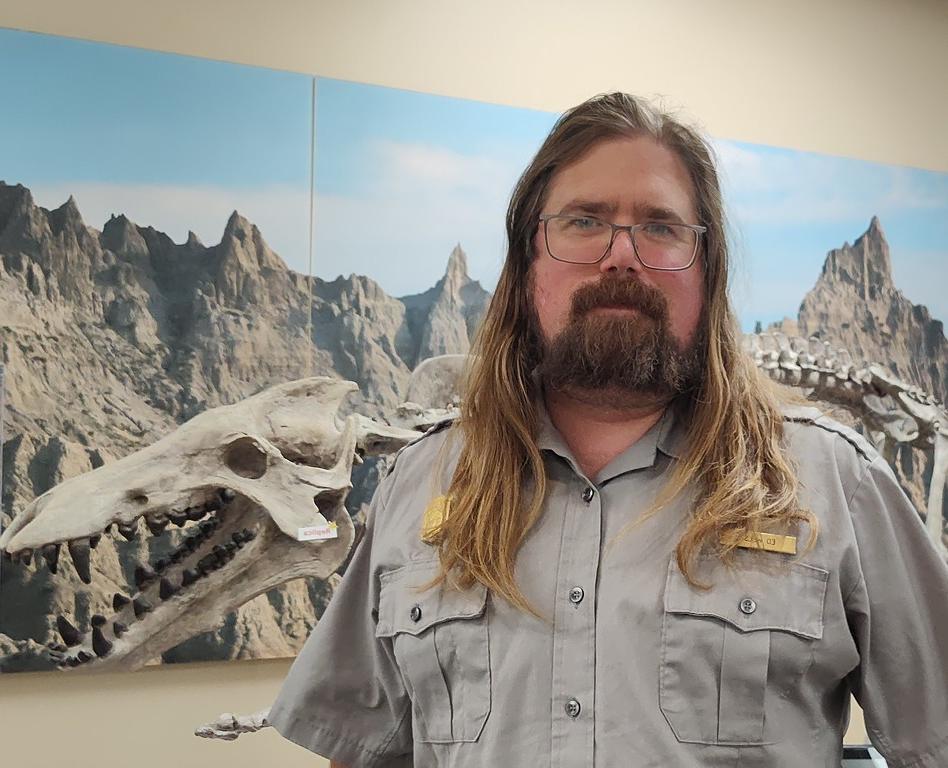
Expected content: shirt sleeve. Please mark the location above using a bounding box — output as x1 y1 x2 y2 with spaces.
845 455 948 768
268 471 413 767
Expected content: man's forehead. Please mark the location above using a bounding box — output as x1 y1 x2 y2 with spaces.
543 136 697 219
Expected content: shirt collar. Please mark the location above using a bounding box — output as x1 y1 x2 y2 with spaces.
535 396 686 483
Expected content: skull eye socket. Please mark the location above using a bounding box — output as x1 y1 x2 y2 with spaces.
224 437 268 479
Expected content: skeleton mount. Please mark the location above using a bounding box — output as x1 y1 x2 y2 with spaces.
745 332 947 556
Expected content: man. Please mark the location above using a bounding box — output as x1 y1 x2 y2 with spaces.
270 93 948 767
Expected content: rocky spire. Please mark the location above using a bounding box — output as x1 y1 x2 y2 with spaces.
48 195 85 236
799 217 946 401
443 243 468 292
211 210 289 308
819 215 892 302
101 213 148 258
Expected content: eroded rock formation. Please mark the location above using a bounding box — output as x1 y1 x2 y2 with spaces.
0 182 485 669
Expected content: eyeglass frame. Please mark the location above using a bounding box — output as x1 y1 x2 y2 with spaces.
537 213 707 271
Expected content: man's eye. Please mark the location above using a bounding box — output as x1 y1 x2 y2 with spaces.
568 217 602 230
642 222 678 239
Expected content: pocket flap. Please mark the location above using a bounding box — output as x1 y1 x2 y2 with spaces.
663 557 828 640
376 560 488 638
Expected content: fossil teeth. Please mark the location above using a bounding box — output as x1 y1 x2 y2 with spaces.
199 520 215 536
186 506 205 521
117 522 138 541
154 558 168 573
132 597 152 619
47 642 67 653
56 615 82 647
145 517 168 536
112 593 131 611
90 614 107 628
67 540 92 584
218 487 236 504
42 544 60 574
92 627 113 658
113 621 128 637
76 650 94 664
134 565 157 590
181 569 198 587
169 510 188 527
66 656 81 667
159 578 177 600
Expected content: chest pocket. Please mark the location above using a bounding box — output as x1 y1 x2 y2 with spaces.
376 560 491 744
659 557 828 746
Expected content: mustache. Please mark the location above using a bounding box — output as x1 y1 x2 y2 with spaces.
569 277 668 321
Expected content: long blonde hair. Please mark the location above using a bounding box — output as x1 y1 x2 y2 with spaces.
434 93 815 612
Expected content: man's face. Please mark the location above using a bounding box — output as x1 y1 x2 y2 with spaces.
530 135 707 401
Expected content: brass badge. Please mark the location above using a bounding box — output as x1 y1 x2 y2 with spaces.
421 495 451 543
733 531 797 555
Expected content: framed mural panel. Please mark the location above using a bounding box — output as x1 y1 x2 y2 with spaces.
0 28 318 671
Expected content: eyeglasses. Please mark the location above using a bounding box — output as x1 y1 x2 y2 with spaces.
538 214 706 271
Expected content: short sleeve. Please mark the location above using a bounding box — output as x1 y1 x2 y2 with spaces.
845 456 948 767
269 472 413 767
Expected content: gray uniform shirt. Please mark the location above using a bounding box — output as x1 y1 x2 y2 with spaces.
270 406 948 767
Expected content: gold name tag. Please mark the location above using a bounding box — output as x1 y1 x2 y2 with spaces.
734 531 797 555
421 495 451 543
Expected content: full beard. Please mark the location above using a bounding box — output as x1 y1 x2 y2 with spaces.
533 276 706 409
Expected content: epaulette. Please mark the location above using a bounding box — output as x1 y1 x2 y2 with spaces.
782 405 876 463
385 417 457 477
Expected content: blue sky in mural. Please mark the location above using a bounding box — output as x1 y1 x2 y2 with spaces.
315 77 948 329
0 27 312 273
714 139 948 329
3 27 944 330
314 77 557 297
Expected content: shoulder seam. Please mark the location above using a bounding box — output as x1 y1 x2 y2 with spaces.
783 413 875 463
385 417 456 477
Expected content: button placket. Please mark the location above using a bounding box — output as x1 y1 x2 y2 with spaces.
550 478 600 767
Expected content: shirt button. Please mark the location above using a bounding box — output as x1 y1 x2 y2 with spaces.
581 486 595 503
409 604 423 622
568 586 585 604
739 597 757 615
565 697 581 718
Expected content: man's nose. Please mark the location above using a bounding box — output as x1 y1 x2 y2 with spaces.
599 228 643 275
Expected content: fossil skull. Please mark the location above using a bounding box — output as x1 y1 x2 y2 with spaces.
0 377 420 671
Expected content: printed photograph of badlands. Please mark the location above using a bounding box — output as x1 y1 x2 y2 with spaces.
0 28 945 673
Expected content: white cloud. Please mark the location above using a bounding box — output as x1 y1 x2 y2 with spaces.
27 182 312 275
713 138 948 225
314 140 525 295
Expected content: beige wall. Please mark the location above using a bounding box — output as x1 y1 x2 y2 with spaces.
1 0 942 764
2 0 947 171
